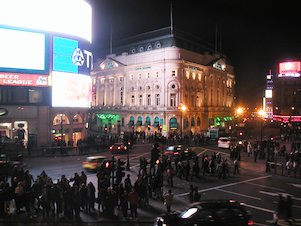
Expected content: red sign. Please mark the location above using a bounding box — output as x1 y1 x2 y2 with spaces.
0 72 49 87
279 61 301 74
273 115 301 123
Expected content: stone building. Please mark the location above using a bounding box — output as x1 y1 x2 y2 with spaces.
89 27 235 138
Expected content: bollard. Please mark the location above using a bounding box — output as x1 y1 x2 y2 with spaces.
266 162 270 172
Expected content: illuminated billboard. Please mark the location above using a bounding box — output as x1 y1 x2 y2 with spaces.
0 72 49 87
278 61 301 77
0 27 47 73
0 0 92 43
53 36 93 75
52 71 92 108
265 89 272 98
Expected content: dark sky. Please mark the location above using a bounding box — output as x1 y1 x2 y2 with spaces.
87 0 301 108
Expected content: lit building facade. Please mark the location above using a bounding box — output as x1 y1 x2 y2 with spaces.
0 0 93 148
90 28 235 137
273 61 301 123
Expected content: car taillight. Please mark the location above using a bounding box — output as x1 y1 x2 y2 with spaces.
82 162 88 164
92 162 97 166
227 141 230 143
247 219 254 226
174 152 179 155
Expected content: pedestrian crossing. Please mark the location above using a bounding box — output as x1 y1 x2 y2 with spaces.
266 219 301 226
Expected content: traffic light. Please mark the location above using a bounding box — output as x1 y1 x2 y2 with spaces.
116 159 126 184
103 160 111 175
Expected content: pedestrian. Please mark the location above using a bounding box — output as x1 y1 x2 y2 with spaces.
233 158 240 175
193 186 201 202
188 184 194 203
286 195 293 221
128 188 139 219
277 194 285 219
163 189 173 213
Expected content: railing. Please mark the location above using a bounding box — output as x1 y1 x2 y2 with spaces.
266 161 301 179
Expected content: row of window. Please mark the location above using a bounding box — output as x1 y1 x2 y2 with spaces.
0 87 50 105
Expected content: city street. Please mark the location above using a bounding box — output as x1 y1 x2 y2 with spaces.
19 143 301 226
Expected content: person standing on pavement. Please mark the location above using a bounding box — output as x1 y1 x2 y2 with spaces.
128 188 139 219
233 158 240 175
163 189 174 213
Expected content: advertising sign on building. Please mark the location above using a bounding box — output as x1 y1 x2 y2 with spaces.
278 61 301 77
0 27 47 73
0 72 49 87
53 36 93 75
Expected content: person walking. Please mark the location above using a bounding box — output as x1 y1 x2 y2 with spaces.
163 189 174 213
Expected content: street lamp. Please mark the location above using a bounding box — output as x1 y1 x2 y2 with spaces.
180 105 187 138
257 109 266 145
60 114 64 146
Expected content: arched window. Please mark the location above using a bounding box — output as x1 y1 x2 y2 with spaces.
53 114 70 125
197 117 201 126
169 117 178 129
191 117 195 126
72 114 82 124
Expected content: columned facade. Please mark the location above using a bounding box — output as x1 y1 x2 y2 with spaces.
90 29 235 138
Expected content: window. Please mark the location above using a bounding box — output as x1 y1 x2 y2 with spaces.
120 87 124 105
147 94 151 105
138 74 141 79
156 72 159 77
131 95 135 105
172 70 176 77
131 86 135 91
155 94 160 106
130 74 133 80
170 94 176 107
147 85 151 90
139 86 143 91
119 77 124 82
29 89 43 103
139 95 143 106
156 84 160 90
191 95 194 106
147 73 150 78
171 84 176 90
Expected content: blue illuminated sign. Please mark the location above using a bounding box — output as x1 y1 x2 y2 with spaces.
53 36 93 75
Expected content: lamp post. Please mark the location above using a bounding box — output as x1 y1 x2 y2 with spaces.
180 105 187 138
60 114 64 147
258 109 266 144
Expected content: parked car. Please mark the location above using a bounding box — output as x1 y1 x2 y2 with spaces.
217 137 239 149
163 145 196 160
82 156 106 171
154 199 253 226
109 142 128 153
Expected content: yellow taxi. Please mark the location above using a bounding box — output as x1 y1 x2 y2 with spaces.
82 156 106 171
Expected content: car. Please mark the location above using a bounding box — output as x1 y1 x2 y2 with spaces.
154 199 253 226
163 145 196 160
82 156 106 171
218 137 239 149
109 142 128 153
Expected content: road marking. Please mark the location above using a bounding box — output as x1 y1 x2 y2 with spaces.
216 188 261 200
246 182 285 191
176 175 272 197
291 183 301 188
259 191 301 201
254 222 270 226
243 203 275 213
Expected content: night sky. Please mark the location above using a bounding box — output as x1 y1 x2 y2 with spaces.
87 0 301 109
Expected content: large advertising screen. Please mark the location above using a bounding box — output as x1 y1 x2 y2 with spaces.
0 27 47 73
0 0 92 43
53 36 93 75
278 61 301 77
52 71 92 108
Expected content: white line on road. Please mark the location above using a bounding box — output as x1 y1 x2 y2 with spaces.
215 188 261 200
176 175 272 197
246 182 285 191
259 191 301 201
254 222 270 226
243 203 275 213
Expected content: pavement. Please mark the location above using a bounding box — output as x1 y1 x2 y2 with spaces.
1 142 297 226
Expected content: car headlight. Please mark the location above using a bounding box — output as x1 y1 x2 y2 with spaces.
155 217 166 226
